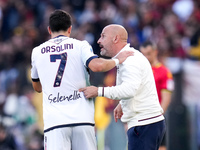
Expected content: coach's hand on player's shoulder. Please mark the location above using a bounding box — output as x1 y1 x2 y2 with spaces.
116 50 134 64
79 86 98 99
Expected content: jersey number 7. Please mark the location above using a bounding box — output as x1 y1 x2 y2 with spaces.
50 52 67 87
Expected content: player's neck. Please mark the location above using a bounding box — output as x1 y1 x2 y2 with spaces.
151 60 159 67
51 31 70 39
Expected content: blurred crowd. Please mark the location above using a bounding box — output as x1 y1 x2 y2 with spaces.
0 0 200 149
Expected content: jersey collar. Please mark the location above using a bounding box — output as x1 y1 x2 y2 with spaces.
53 35 68 39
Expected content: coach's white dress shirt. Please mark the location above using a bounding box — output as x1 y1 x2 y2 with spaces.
101 44 164 129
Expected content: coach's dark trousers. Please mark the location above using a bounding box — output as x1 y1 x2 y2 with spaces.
127 120 166 150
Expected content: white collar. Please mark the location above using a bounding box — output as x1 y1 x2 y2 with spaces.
113 43 132 58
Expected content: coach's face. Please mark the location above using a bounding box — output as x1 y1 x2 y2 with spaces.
97 26 115 57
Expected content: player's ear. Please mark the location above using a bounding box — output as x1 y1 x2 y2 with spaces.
68 26 72 35
47 26 52 35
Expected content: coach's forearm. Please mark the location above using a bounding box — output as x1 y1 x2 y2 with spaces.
98 82 136 100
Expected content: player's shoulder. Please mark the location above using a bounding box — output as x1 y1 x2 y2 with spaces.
158 63 171 73
156 63 173 78
70 38 92 50
69 37 90 44
80 40 91 46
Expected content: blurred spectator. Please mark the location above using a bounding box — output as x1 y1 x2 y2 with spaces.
172 0 194 22
182 27 200 150
0 123 17 150
26 126 43 150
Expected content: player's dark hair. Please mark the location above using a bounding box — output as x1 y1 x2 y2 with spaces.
141 41 153 47
49 10 72 32
141 41 157 50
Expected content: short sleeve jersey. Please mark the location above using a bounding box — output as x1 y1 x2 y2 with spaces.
152 63 174 103
31 35 98 131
